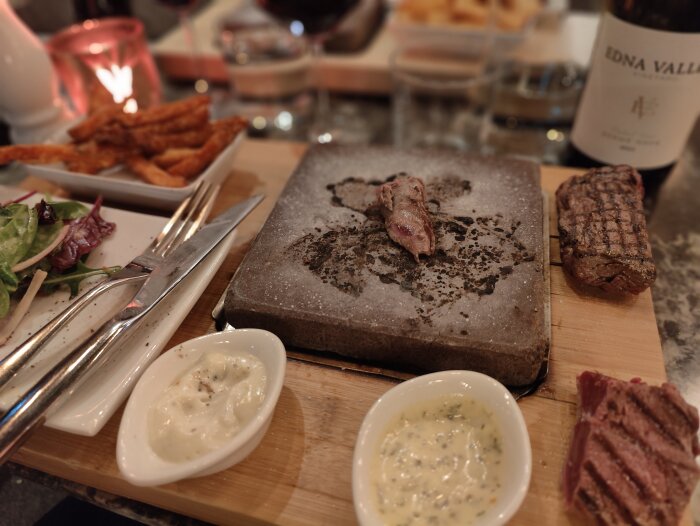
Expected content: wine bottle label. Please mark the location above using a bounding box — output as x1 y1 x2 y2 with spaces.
572 13 700 169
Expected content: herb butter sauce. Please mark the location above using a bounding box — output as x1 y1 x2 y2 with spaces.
148 350 266 462
372 393 503 525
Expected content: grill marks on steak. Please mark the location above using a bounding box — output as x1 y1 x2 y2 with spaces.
556 165 656 294
563 372 700 525
376 176 435 262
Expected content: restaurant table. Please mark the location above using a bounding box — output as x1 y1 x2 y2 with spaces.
152 0 599 94
5 138 691 525
648 122 700 426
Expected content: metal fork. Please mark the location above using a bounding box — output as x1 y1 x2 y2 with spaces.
0 181 220 388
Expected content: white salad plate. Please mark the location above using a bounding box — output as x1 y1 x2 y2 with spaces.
0 185 237 436
24 131 245 210
353 370 532 526
117 329 286 487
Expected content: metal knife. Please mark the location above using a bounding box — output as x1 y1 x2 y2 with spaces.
0 194 263 464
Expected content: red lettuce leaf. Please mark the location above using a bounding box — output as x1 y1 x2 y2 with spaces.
1 190 37 207
49 196 116 271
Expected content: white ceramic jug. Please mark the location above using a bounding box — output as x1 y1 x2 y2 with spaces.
0 0 72 144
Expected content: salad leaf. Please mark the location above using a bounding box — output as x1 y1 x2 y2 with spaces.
24 221 63 260
0 261 18 290
0 195 119 327
50 201 89 221
0 190 37 207
0 282 8 318
0 204 38 266
50 197 115 271
43 261 121 297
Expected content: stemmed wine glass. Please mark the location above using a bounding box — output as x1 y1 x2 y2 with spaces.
255 0 361 143
158 0 209 94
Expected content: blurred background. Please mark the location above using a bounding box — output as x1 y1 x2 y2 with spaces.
2 0 604 164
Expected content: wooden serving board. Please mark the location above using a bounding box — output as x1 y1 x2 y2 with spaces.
13 139 677 525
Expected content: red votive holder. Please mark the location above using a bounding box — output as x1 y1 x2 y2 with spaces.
46 17 161 116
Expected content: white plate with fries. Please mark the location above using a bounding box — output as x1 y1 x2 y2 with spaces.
5 96 247 210
25 131 245 210
389 0 541 55
0 186 238 436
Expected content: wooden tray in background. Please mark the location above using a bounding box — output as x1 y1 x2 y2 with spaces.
152 0 599 95
13 139 677 525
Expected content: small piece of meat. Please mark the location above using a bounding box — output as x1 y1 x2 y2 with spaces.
376 176 435 262
563 371 700 526
556 165 656 294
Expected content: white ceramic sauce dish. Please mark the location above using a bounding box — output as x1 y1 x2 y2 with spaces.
353 370 532 526
117 329 286 487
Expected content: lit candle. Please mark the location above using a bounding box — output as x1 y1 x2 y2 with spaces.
47 17 161 116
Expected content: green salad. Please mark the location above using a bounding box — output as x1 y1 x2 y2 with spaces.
0 192 120 344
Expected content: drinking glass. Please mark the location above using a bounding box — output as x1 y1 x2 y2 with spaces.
481 60 584 164
157 0 209 94
47 17 161 115
391 46 497 151
255 0 364 143
219 26 312 139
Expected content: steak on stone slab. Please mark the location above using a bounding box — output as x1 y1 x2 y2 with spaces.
376 175 435 262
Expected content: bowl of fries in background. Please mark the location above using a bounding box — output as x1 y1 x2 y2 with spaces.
389 0 543 55
0 96 247 209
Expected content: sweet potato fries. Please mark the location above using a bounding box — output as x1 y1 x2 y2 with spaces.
0 96 247 188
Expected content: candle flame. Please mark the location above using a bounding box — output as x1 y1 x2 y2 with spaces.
95 64 138 113
123 98 138 113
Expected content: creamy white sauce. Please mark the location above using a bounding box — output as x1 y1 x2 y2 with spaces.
372 393 503 525
148 350 266 463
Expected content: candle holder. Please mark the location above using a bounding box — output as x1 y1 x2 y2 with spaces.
47 17 161 116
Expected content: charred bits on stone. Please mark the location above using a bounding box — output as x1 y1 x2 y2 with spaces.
286 175 534 324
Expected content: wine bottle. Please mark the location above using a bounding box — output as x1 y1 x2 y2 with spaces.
73 0 132 20
568 0 700 190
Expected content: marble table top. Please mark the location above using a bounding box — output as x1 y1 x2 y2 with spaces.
646 121 700 518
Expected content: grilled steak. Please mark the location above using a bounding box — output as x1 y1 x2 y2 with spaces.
563 371 700 525
556 165 656 294
377 176 435 262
